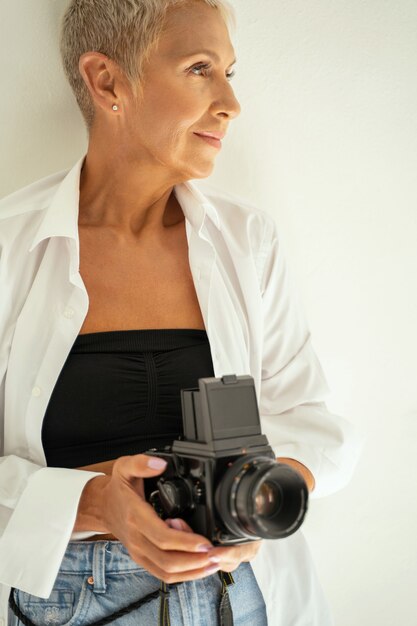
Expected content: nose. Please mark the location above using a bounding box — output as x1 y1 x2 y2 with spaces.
212 82 241 121
222 88 241 120
227 93 241 120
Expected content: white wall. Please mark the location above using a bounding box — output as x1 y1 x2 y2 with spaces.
1 1 416 625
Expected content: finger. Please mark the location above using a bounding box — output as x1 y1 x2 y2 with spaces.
208 539 263 560
114 454 168 482
131 551 222 585
214 561 241 573
201 545 240 562
165 518 194 533
135 499 214 553
77 459 117 474
129 531 220 575
203 544 258 569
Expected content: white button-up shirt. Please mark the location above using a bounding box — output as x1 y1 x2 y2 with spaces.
0 154 362 625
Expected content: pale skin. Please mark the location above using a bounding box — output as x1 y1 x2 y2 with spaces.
73 1 315 584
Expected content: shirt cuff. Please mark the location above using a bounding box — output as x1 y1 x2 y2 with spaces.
0 467 105 596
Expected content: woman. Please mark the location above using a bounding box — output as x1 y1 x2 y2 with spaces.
0 1 361 625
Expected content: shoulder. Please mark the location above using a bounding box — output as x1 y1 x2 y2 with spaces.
0 166 68 253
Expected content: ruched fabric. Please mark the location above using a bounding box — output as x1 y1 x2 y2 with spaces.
41 329 215 468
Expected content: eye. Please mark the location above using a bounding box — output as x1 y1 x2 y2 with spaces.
189 62 236 81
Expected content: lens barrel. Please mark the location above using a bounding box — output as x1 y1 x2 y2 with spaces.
215 455 308 540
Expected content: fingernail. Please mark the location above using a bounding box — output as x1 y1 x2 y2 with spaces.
197 544 213 552
204 565 220 575
147 457 167 469
168 519 183 530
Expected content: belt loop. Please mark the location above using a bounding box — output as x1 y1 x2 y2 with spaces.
91 541 107 593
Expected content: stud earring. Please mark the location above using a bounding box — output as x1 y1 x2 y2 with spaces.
112 105 119 111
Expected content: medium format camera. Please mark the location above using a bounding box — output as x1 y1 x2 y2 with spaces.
143 374 308 546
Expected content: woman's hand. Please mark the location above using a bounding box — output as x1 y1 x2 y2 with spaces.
77 458 118 475
204 539 263 572
74 454 228 584
170 517 263 573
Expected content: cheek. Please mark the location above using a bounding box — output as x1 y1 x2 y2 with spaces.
144 96 205 137
157 120 202 152
144 82 200 122
130 106 207 159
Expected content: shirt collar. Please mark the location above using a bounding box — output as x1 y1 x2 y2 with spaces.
29 153 221 253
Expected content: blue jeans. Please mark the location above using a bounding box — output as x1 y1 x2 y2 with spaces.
9 540 268 625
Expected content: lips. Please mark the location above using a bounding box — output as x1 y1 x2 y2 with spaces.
194 134 222 149
194 130 226 140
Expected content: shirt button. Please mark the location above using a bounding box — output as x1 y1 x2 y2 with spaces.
32 386 41 397
63 307 74 319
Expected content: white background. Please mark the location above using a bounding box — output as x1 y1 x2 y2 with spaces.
1 1 416 625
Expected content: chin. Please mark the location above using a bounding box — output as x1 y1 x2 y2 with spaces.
187 160 216 180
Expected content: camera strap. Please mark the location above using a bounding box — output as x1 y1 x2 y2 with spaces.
9 571 235 626
9 583 174 626
158 580 171 625
218 570 235 625
158 570 235 625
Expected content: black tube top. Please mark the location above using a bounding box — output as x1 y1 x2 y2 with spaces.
41 329 215 469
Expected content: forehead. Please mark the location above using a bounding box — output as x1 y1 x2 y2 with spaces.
157 2 235 60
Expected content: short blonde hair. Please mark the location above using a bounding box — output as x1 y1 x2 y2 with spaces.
59 0 236 133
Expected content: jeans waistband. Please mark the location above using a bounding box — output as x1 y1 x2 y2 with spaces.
62 541 146 594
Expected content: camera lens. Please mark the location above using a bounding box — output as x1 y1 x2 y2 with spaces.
215 455 308 540
254 481 283 518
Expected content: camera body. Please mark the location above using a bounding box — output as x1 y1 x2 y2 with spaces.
143 374 308 546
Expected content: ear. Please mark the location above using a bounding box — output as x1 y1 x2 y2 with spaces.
78 51 120 114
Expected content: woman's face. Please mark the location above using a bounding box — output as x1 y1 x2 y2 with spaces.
115 2 241 180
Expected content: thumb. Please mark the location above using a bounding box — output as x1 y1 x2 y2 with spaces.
116 454 168 480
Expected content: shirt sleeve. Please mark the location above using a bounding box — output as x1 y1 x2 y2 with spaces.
0 456 105 597
258 216 365 498
0 324 105 596
0 234 108 596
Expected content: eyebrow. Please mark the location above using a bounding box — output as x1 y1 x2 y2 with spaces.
179 49 237 66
